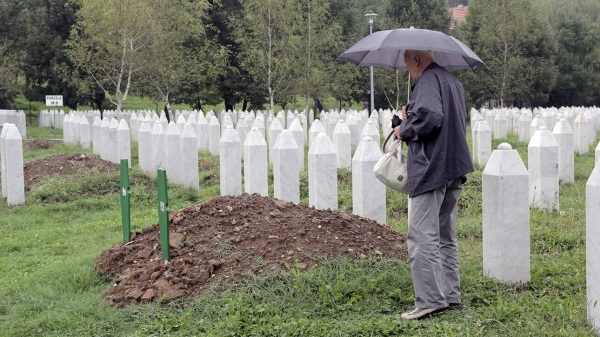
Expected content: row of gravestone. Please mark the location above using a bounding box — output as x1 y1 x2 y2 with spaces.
471 108 599 176
0 110 27 139
478 106 600 137
481 141 600 334
60 108 388 224
0 123 25 206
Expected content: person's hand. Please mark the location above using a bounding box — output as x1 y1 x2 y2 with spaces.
394 125 401 139
401 106 408 120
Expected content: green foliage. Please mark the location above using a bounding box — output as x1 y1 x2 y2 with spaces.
456 0 557 108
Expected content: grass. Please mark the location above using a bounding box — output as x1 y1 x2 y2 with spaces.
0 125 598 336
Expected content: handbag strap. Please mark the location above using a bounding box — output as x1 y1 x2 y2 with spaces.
382 130 403 154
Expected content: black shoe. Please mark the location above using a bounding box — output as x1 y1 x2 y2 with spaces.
448 302 464 310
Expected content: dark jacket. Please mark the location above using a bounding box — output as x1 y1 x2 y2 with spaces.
399 62 474 197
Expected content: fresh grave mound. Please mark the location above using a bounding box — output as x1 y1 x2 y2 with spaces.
95 193 408 307
23 153 120 191
23 139 52 151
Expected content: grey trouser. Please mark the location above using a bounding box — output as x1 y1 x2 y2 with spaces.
407 178 463 309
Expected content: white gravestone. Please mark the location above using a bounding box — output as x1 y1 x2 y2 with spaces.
100 118 111 161
552 119 574 185
596 141 600 167
181 123 199 190
473 117 492 168
62 114 70 144
220 126 242 196
236 115 249 154
267 118 283 164
130 113 138 141
93 117 101 155
80 117 91 149
151 121 166 176
574 113 590 155
117 119 131 168
346 114 359 146
493 112 507 139
289 119 305 172
483 143 530 285
73 115 81 145
138 120 153 173
273 130 299 203
308 132 338 210
332 120 352 169
196 114 209 151
360 120 380 148
518 113 532 142
176 114 187 133
586 165 600 333
208 116 221 157
166 122 182 184
352 136 386 225
0 123 10 198
108 118 120 164
529 126 559 211
529 115 546 142
243 127 268 196
308 119 326 148
4 125 25 205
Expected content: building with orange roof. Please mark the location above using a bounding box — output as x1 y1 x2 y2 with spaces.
449 4 468 30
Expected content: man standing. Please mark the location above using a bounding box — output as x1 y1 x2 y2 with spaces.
393 50 474 320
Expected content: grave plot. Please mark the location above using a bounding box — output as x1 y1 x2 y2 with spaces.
23 153 120 191
95 193 408 308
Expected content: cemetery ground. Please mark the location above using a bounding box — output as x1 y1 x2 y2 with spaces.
0 125 598 336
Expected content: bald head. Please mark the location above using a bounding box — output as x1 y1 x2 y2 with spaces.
403 50 435 80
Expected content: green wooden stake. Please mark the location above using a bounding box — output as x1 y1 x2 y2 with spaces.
157 168 170 261
120 159 131 243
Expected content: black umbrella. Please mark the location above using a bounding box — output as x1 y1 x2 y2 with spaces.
337 27 484 71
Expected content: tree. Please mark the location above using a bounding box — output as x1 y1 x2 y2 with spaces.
67 0 157 112
546 18 600 107
456 0 556 108
140 0 220 116
294 0 345 113
236 0 304 112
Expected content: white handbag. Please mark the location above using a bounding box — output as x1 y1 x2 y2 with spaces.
373 131 409 194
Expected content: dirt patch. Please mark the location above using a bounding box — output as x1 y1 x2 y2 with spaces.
23 139 52 151
23 154 120 191
95 193 407 307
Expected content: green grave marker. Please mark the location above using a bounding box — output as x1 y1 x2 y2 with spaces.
157 168 170 260
120 159 131 243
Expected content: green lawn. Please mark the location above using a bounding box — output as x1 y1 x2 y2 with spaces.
0 126 597 336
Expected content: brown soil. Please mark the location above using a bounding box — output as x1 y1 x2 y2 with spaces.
95 193 407 307
12 151 408 308
23 153 120 191
23 139 52 151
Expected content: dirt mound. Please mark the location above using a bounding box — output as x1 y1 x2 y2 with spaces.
23 139 52 151
23 153 120 190
95 193 407 307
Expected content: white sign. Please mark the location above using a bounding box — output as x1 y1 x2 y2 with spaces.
45 95 63 107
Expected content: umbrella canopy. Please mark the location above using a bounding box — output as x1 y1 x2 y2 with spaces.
337 27 484 71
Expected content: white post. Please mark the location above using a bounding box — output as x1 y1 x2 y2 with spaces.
138 120 153 173
80 117 91 149
166 122 182 184
5 125 25 206
208 116 221 157
552 118 574 185
308 132 338 210
308 119 326 148
267 118 283 164
332 120 352 169
243 127 268 196
352 136 386 224
151 121 166 176
483 143 530 284
289 119 305 172
273 130 299 203
117 119 131 168
528 126 559 211
181 123 199 190
220 125 242 196
586 165 600 333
